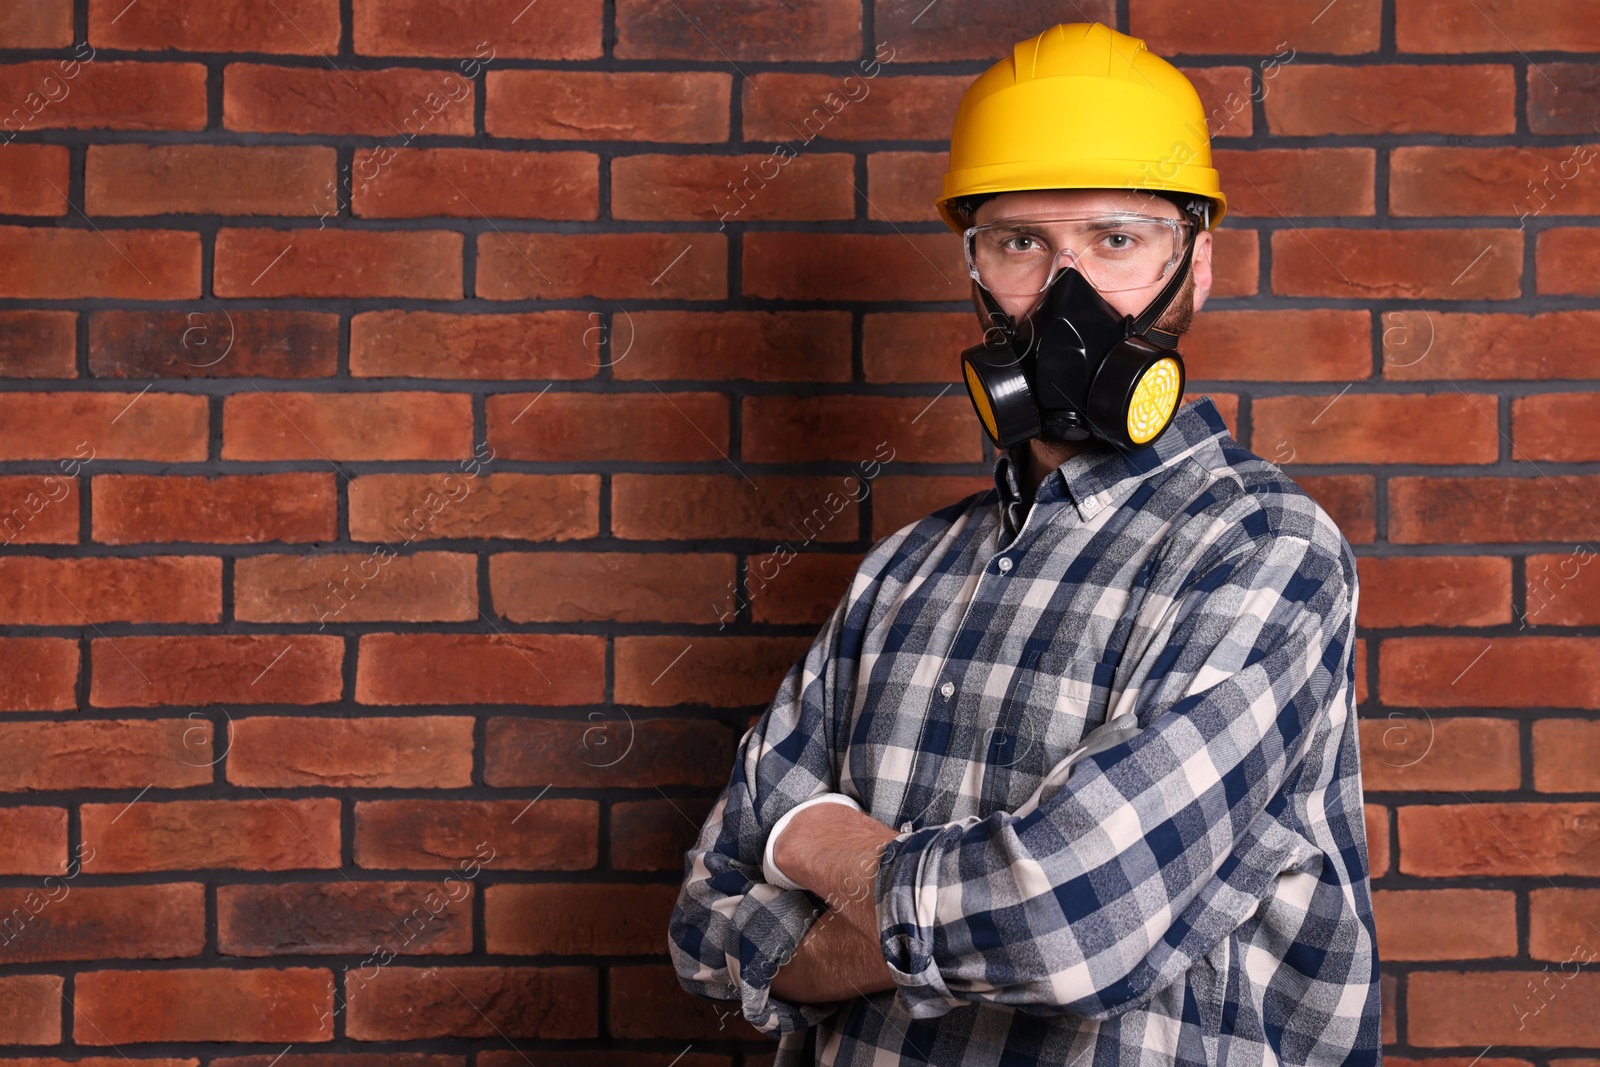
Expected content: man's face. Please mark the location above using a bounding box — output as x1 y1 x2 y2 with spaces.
969 189 1214 332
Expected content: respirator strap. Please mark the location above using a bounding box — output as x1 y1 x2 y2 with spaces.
1130 230 1198 340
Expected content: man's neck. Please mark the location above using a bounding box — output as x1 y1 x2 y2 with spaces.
1017 436 1095 502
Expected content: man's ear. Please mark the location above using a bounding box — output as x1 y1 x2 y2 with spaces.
1191 229 1214 313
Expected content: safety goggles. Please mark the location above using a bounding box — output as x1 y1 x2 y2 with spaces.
963 211 1197 297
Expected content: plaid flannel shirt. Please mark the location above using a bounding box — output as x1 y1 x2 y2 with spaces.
668 395 1383 1066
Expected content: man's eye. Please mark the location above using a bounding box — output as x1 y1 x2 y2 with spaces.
1001 235 1041 253
1102 232 1134 250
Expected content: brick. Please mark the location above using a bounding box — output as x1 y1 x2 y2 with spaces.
74 967 333 1044
1287 475 1376 545
0 974 62 1044
353 149 598 220
743 232 965 302
871 474 995 538
1400 801 1600 877
90 0 338 51
1533 720 1600 792
1381 637 1600 708
0 718 215 792
614 636 809 707
1397 0 1600 51
0 144 69 215
1185 67 1256 139
476 232 724 301
611 475 862 542
234 552 479 625
0 806 67 874
876 1 1111 59
0 883 204 963
94 474 337 544
1354 556 1511 628
0 474 79 544
0 639 77 713
355 633 605 706
91 634 344 708
862 312 981 383
1354 639 1369 706
1538 228 1600 296
486 71 729 142
1212 148 1376 216
351 310 598 379
215 1057 463 1067
90 310 339 378
1392 146 1600 219
486 392 730 462
1270 229 1521 300
1131 0 1380 53
0 60 206 132
489 552 734 624
82 798 342 873
1269 65 1515 136
225 63 476 136
613 311 852 382
353 0 601 58
348 473 599 543
218 881 473 956
742 74 969 143
1364 803 1388 879
0 391 205 461
1523 549 1600 627
1513 394 1600 462
1253 393 1498 465
345 965 596 1040
611 797 715 871
1528 63 1600 134
1358 715 1521 792
86 144 336 216
0 556 218 625
1371 889 1517 960
1530 887 1600 960
1 0 73 46
222 391 471 461
1385 311 1600 380
748 551 861 626
610 964 758 1040
1208 228 1259 297
614 152 853 224
616 0 858 58
0 225 199 299
1409 970 1600 1045
214 228 463 299
866 151 944 222
485 883 677 955
0 309 75 377
1389 476 1600 543
742 396 977 464
483 716 736 788
354 799 598 870
1183 310 1371 382
227 715 475 788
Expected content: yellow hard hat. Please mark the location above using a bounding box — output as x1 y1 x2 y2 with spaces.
937 22 1227 233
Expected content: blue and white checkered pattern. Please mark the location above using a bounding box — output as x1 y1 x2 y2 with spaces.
669 396 1383 1066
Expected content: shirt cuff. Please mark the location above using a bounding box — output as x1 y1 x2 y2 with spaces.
762 791 863 892
872 821 967 1018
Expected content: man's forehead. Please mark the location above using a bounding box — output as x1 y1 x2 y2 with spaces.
975 188 1182 221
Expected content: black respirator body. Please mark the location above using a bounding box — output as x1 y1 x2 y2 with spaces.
961 236 1194 452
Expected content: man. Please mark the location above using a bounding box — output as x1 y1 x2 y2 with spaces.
670 21 1382 1067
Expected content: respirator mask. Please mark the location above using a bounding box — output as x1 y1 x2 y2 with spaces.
959 209 1198 451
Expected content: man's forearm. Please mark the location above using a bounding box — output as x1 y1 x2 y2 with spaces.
770 895 898 1002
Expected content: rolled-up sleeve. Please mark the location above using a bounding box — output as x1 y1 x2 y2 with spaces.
668 592 856 1034
871 527 1359 1021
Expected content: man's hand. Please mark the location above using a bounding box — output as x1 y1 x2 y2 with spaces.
767 801 903 1004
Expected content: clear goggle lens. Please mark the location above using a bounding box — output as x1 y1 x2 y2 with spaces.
964 213 1193 297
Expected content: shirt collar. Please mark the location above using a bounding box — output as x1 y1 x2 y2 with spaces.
992 395 1232 542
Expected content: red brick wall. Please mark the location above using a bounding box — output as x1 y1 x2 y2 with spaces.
0 0 1597 1060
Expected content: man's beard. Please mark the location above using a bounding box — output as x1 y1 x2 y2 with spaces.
971 268 1197 449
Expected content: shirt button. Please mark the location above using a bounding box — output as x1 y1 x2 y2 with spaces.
997 557 1013 573
939 681 955 699
1082 496 1099 515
